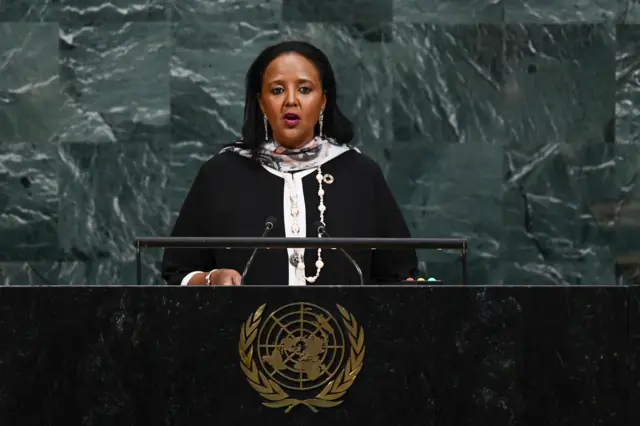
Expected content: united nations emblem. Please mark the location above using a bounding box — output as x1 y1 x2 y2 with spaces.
238 302 365 413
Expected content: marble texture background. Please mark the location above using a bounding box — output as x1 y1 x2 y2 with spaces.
0 0 639 285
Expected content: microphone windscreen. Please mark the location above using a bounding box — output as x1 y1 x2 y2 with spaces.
312 221 324 231
265 216 278 226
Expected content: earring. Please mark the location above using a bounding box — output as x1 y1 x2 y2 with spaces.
263 114 268 141
319 111 324 138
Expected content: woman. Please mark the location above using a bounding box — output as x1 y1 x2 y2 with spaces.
162 41 418 286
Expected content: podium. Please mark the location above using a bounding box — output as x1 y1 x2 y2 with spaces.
0 285 636 425
136 235 470 285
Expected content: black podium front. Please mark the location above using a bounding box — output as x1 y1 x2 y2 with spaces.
0 286 636 425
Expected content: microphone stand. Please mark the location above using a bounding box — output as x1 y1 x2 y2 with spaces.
317 224 365 286
241 219 276 285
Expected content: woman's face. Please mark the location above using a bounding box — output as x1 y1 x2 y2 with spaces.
259 52 326 149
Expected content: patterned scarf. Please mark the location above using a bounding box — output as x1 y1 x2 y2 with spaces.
220 136 358 173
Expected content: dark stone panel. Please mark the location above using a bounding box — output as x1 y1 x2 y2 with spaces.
85 258 165 285
58 141 173 285
616 24 640 145
505 0 617 22
0 142 59 261
502 143 617 284
173 0 282 23
0 23 64 143
392 0 505 24
0 286 630 424
390 24 507 145
0 0 57 21
500 24 618 285
0 24 59 262
0 261 86 285
383 143 504 285
606 142 640 277
421 258 503 286
498 261 616 285
282 0 392 23
57 0 170 25
618 2 640 22
503 24 615 150
58 22 171 143
571 143 640 284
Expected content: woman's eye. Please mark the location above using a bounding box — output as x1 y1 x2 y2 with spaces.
271 87 284 94
299 87 311 94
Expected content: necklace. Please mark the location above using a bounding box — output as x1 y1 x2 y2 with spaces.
287 167 332 283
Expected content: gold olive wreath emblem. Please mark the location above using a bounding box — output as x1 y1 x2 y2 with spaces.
238 303 365 413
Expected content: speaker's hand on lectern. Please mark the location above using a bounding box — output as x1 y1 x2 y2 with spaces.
186 269 242 286
208 269 242 286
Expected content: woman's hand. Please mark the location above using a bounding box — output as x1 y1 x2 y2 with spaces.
207 269 242 286
186 269 242 286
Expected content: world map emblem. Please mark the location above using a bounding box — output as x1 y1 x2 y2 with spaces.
238 302 366 413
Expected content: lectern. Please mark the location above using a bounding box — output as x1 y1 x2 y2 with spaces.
135 236 469 285
0 285 635 425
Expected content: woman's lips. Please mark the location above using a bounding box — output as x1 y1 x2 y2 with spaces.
283 113 300 127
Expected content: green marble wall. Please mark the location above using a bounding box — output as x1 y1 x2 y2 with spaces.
0 0 638 285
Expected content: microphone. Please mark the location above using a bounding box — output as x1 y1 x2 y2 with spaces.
313 221 364 286
241 216 278 284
